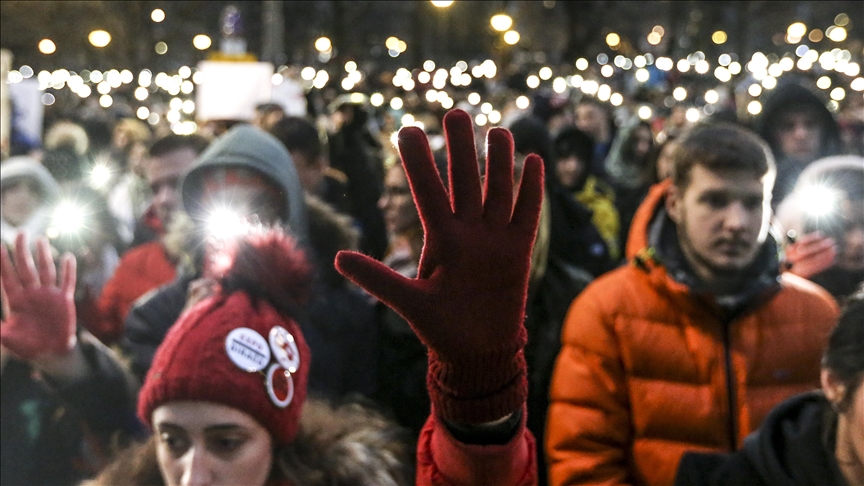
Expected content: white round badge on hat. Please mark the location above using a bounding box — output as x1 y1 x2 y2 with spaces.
269 326 300 373
266 363 295 408
225 328 271 372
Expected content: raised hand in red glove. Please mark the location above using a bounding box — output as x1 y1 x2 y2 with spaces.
1 233 77 360
336 109 544 424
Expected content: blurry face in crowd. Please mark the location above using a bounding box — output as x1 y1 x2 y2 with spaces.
656 141 679 181
199 169 284 227
822 369 864 486
837 200 864 271
147 148 199 226
1 179 41 227
666 165 770 285
290 150 326 196
576 104 610 143
773 110 822 161
555 153 585 190
633 126 654 161
379 164 419 236
153 401 273 486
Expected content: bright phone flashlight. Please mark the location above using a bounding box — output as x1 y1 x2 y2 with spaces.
205 206 249 241
46 202 87 238
89 163 113 190
798 184 841 219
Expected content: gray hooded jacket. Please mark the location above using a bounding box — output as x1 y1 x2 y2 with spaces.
180 124 308 245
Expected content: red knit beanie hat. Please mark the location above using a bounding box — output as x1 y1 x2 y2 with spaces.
138 229 312 445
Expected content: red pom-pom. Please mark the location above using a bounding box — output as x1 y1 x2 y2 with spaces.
220 228 313 311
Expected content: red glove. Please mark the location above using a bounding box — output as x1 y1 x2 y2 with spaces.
336 109 544 424
1 233 77 359
784 231 836 279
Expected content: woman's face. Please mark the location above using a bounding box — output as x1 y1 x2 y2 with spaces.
379 165 420 236
656 141 679 181
153 401 273 486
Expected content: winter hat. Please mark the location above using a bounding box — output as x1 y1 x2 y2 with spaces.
138 228 313 445
180 124 309 245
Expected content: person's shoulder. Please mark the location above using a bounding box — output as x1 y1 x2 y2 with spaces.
776 272 840 312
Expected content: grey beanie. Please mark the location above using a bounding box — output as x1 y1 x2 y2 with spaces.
181 124 308 245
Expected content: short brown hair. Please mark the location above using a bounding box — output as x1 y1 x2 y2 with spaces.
671 123 776 190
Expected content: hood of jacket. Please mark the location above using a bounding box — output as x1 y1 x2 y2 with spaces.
0 157 61 246
742 391 848 485
757 82 842 162
626 180 782 318
180 124 308 245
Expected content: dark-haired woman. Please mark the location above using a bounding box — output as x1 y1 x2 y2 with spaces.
675 285 864 486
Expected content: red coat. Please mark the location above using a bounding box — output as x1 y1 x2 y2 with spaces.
90 242 176 344
417 408 538 485
546 181 839 486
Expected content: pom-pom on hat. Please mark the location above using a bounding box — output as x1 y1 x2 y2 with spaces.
138 228 312 445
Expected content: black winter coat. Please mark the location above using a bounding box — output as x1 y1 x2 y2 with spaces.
674 391 850 486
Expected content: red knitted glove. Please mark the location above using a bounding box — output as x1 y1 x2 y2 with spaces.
336 109 544 424
1 233 77 359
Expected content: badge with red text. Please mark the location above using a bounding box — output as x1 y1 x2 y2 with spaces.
269 326 300 373
225 328 271 372
266 363 295 408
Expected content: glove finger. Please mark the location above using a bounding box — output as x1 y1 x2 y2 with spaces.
1 243 24 296
398 126 451 228
335 250 419 312
36 238 57 288
483 128 515 225
511 154 545 229
59 253 77 299
443 109 482 220
13 232 39 288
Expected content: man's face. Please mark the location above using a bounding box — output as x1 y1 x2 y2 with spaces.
666 165 771 281
0 179 40 227
146 148 200 226
774 110 822 161
576 104 607 141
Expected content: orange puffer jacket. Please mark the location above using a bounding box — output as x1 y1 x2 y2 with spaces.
546 181 838 486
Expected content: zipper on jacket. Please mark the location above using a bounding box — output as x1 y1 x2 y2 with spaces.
721 320 738 451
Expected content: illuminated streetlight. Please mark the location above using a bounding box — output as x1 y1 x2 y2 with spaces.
503 30 520 45
151 8 165 22
193 35 212 50
712 31 727 44
89 30 111 48
490 14 513 32
430 0 454 7
315 37 332 52
606 33 620 47
38 39 56 54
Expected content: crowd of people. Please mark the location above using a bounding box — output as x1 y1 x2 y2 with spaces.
1 57 863 486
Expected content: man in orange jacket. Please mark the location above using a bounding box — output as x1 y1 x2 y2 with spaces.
546 123 838 486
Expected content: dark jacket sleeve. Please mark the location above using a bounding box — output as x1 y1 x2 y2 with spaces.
44 331 142 437
120 275 192 381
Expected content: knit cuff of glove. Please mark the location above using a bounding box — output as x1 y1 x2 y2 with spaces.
427 347 528 425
